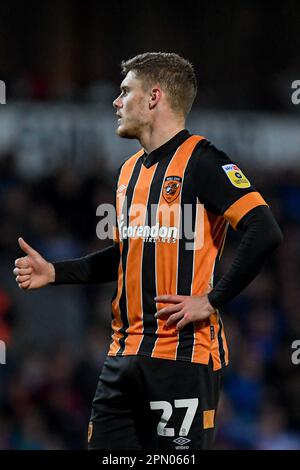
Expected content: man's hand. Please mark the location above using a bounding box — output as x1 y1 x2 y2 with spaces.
13 237 55 290
154 294 215 331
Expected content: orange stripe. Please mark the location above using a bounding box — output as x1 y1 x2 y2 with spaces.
224 192 268 229
191 202 210 364
115 150 144 234
203 409 215 429
192 211 226 296
209 320 222 370
109 150 144 356
207 311 221 370
220 319 229 365
191 321 211 364
218 222 229 260
113 226 119 243
152 135 204 360
109 255 124 355
208 314 229 371
192 209 227 365
124 163 157 355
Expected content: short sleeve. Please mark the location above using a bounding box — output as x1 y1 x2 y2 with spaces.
192 140 268 229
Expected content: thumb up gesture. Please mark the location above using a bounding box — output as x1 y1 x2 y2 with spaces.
13 238 55 289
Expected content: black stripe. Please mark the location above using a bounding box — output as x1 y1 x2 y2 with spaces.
176 157 197 361
111 161 125 303
138 155 174 356
217 317 226 368
116 157 143 355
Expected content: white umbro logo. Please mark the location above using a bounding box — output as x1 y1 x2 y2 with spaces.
173 437 191 445
117 184 126 193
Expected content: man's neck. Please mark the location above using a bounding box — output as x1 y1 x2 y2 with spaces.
139 122 186 154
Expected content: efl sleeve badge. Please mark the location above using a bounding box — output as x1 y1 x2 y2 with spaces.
221 164 251 189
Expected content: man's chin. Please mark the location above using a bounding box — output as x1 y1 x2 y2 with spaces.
116 125 137 139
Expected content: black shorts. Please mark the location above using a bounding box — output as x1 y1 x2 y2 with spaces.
88 355 222 451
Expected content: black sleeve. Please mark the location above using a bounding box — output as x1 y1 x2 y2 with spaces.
52 243 120 284
192 139 257 214
207 205 283 309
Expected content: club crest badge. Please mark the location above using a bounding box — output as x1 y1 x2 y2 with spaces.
163 176 182 203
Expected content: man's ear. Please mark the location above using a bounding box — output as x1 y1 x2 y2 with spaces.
149 87 161 109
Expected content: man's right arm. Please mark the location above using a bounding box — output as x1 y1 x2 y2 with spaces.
52 243 120 284
14 237 120 289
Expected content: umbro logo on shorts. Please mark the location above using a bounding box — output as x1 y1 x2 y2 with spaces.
173 437 191 445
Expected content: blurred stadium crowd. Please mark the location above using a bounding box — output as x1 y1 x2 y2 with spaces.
0 150 299 450
0 1 299 114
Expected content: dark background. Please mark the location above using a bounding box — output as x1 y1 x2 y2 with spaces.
0 0 299 450
0 1 299 111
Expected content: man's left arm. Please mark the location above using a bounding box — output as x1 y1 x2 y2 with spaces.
207 204 283 309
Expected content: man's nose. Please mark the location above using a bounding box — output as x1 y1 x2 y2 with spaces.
113 95 122 109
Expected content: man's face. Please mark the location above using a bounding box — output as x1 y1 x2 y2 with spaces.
113 71 151 139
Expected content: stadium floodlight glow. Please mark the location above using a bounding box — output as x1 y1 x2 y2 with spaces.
0 80 6 104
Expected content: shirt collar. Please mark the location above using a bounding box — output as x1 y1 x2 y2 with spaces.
142 129 191 168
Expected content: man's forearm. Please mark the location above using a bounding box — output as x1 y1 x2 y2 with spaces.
208 205 283 309
52 244 120 284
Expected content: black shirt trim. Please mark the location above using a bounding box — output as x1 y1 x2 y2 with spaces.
142 129 190 168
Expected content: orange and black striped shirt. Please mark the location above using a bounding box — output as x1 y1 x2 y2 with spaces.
108 130 268 370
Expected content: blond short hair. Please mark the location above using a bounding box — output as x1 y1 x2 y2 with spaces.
121 52 197 117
